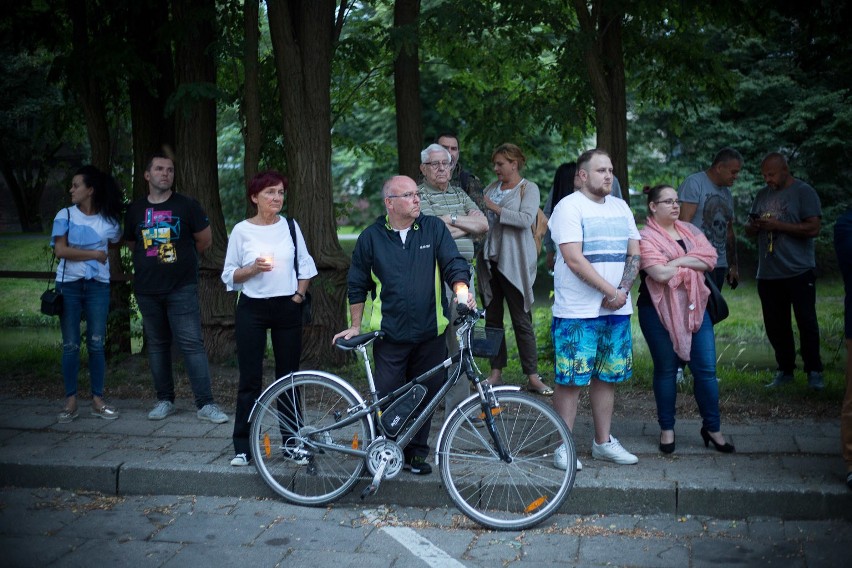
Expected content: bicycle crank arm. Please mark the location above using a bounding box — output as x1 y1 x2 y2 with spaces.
360 458 388 499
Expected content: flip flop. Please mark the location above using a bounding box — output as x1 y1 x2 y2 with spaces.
526 382 554 396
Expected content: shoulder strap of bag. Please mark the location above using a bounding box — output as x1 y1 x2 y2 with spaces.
48 207 71 290
287 217 300 279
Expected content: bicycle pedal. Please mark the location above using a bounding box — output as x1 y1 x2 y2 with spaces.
360 483 378 500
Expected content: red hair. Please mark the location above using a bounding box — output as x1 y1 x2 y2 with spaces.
247 170 288 199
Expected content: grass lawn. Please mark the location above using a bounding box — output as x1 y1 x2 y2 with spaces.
0 231 846 420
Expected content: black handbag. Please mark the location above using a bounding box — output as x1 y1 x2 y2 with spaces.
40 208 69 317
704 273 729 325
287 217 312 325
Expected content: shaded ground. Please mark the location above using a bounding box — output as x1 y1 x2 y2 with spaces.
3 352 841 423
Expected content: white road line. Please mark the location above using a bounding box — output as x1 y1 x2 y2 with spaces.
380 526 467 568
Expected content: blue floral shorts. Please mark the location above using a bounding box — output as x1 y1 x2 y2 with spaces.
552 315 633 386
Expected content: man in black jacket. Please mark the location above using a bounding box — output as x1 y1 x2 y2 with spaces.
333 175 474 475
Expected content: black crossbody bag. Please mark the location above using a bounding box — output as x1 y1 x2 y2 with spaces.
41 208 70 316
287 217 312 325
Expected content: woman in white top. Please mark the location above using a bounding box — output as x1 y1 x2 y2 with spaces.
221 170 317 466
51 165 124 423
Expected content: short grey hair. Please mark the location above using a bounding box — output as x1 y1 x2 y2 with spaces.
420 143 451 165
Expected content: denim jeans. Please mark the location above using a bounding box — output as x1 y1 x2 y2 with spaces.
136 284 214 409
757 270 823 374
57 279 110 398
638 305 721 432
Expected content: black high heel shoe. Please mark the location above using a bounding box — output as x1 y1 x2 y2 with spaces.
700 427 735 453
659 432 676 454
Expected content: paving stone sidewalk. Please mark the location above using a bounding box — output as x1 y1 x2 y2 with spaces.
1 396 849 520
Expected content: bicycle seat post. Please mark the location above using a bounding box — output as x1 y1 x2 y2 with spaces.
356 344 381 405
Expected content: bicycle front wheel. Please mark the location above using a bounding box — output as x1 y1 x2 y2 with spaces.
438 392 576 531
250 372 370 506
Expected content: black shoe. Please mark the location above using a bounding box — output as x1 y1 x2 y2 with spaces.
700 427 735 453
807 371 824 391
659 432 676 454
404 455 432 475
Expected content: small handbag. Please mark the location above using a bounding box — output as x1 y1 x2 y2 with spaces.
704 273 729 325
40 208 69 317
287 217 312 325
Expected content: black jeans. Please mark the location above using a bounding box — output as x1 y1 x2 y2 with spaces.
233 294 302 457
372 334 446 459
757 270 823 374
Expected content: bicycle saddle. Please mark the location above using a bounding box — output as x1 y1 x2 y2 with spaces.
334 330 385 350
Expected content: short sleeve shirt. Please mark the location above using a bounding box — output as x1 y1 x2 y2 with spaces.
123 192 210 294
678 171 734 267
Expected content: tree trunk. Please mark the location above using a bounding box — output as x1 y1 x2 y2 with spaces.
242 0 261 218
0 162 46 233
172 0 236 362
393 0 423 179
267 0 350 368
571 0 630 204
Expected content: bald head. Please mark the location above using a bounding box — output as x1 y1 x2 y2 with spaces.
760 152 792 191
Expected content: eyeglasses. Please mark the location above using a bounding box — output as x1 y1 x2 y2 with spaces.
424 161 452 170
654 199 680 206
386 191 422 200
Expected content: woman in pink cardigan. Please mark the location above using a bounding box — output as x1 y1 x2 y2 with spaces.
637 185 734 455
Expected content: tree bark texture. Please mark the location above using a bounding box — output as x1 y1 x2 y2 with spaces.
571 0 630 203
393 0 423 180
242 0 262 218
267 0 350 367
172 0 236 362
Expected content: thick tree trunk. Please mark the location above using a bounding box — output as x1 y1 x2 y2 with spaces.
172 0 236 362
267 0 350 368
393 0 423 180
242 0 261 217
571 0 630 204
0 163 45 233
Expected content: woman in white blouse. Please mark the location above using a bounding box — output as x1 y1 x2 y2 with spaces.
221 171 317 467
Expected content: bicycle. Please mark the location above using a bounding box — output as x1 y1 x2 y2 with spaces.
247 305 577 530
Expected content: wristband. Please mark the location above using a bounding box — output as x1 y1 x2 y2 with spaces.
608 291 618 302
294 291 305 300
451 214 457 225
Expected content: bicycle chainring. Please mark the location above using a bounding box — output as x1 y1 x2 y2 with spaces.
365 438 404 479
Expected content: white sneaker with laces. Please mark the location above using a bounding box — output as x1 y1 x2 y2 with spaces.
230 453 250 466
148 400 175 421
553 444 582 471
197 403 229 424
591 435 638 465
282 446 310 465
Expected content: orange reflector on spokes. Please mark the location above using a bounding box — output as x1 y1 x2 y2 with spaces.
478 407 504 420
525 496 547 513
263 433 271 457
352 432 359 449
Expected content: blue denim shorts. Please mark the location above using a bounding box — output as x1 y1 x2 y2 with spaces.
552 315 633 386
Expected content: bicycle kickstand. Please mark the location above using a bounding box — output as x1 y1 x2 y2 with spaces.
360 457 388 499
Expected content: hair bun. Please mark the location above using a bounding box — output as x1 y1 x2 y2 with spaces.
642 185 651 194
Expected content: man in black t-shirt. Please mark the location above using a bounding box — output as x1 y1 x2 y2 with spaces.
124 153 228 424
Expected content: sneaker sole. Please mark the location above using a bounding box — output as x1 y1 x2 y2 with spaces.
198 415 228 424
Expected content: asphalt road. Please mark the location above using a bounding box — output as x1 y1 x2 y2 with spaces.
2 486 849 567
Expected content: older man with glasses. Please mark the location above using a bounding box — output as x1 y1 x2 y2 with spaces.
334 175 474 475
417 143 488 419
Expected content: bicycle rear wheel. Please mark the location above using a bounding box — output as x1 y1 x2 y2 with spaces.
438 391 576 530
250 372 370 506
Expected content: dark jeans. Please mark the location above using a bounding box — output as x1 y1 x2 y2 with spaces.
372 334 446 459
639 305 721 432
136 284 214 408
57 279 110 398
233 294 302 457
757 270 823 374
485 263 538 375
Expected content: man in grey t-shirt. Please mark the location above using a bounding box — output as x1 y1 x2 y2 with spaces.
746 152 823 390
678 147 742 290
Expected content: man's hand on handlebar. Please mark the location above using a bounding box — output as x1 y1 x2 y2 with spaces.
332 325 361 345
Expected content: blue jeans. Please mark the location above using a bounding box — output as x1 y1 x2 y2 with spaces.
638 305 721 432
57 279 110 398
136 284 214 409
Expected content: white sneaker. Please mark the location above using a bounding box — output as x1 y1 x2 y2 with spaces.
230 453 250 466
553 444 582 471
197 403 229 424
592 435 638 465
148 400 175 420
